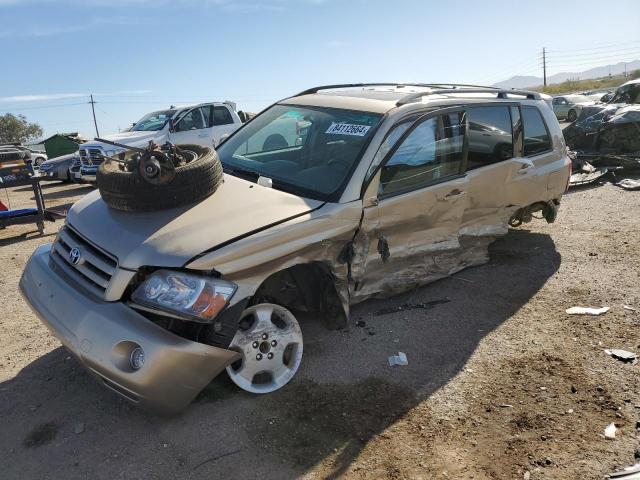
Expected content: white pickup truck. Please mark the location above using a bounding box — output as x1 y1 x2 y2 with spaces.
75 101 244 183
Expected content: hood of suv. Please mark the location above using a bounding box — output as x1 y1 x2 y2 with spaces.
82 130 167 150
66 174 323 270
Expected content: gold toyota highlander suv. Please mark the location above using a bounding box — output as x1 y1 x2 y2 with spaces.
20 83 571 412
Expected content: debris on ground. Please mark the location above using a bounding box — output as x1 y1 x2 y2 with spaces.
617 179 640 191
567 149 610 187
624 305 637 312
605 423 618 439
608 463 640 479
565 306 610 315
388 352 408 367
604 349 638 364
73 423 85 434
376 299 450 316
355 320 366 328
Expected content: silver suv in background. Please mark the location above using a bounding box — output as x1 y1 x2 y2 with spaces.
21 83 570 412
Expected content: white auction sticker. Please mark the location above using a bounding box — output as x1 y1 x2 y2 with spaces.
325 122 371 136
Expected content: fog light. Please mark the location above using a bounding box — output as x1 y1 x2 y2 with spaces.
130 347 145 370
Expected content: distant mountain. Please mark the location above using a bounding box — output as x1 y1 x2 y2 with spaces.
492 60 640 89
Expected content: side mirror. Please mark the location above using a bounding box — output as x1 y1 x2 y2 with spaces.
168 118 176 132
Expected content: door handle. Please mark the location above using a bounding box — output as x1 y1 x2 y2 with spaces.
444 189 465 199
518 162 534 174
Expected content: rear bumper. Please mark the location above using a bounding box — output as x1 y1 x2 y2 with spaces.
20 244 239 413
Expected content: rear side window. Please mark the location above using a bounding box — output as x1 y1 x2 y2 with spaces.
466 106 513 169
522 107 551 156
380 112 464 197
212 106 234 126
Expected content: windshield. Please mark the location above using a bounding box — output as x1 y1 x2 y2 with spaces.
216 104 382 201
566 95 592 104
131 109 176 132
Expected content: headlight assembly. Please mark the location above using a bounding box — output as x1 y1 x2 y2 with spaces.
131 270 236 323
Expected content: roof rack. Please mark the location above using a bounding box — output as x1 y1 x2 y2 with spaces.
396 88 542 106
293 82 504 97
293 83 540 103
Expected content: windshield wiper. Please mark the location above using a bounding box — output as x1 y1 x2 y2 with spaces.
222 164 261 182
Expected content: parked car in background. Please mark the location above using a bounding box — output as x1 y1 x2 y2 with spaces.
37 153 77 181
600 91 615 103
76 101 244 183
0 145 34 186
580 89 613 104
21 83 571 412
28 149 48 167
609 78 640 104
552 94 595 122
69 155 82 182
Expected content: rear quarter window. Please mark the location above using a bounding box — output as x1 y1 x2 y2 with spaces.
522 106 552 156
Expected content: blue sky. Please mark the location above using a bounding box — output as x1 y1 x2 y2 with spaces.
1 0 639 140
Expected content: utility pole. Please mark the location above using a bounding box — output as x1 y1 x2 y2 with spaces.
542 47 547 88
89 94 100 137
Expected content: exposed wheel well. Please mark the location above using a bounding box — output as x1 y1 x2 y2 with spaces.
250 262 348 330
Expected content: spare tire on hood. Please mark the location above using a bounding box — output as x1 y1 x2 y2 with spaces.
97 144 223 212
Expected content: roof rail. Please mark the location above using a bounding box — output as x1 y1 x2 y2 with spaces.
293 82 502 97
396 88 541 106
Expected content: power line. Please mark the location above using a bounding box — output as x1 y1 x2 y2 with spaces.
545 46 640 59
546 40 640 54
0 102 87 112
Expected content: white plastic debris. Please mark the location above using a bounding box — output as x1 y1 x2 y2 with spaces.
565 306 610 316
605 349 638 363
608 462 640 479
617 179 640 191
604 423 617 439
624 305 637 312
388 352 408 367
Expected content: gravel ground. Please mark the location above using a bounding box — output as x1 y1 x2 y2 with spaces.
0 178 639 480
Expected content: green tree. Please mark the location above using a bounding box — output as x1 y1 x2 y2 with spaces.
0 113 43 144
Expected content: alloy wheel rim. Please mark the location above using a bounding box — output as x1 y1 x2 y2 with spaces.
226 303 303 394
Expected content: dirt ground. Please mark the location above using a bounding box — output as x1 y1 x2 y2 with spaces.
0 178 639 480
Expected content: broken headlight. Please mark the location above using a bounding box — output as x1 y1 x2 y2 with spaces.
131 270 236 323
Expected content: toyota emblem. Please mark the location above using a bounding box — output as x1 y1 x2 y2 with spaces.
68 247 81 265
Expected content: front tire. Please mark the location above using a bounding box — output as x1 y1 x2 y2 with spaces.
567 109 577 122
226 303 303 394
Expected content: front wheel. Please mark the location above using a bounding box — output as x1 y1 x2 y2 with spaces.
567 109 577 122
226 303 303 394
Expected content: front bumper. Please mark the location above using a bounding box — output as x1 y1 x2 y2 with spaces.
79 167 97 182
20 244 240 413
